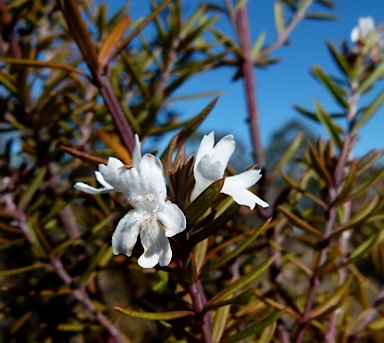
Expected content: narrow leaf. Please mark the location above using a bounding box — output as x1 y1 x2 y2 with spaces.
111 0 172 61
60 146 107 165
278 206 322 238
326 41 354 79
114 307 194 320
331 195 380 236
353 90 384 131
202 219 271 274
59 0 100 73
312 65 347 108
310 276 351 319
212 303 231 343
0 56 86 76
208 256 276 306
348 229 384 262
97 130 131 164
274 1 285 34
0 262 45 276
222 311 281 343
358 59 384 94
185 178 225 229
313 100 343 148
18 167 47 211
269 131 303 178
177 98 219 149
189 196 239 246
98 14 130 67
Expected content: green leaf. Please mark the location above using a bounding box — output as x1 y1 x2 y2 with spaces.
189 196 239 246
358 59 384 94
211 303 231 343
176 97 219 150
221 311 281 343
278 206 322 238
326 41 354 79
348 229 384 262
185 178 225 229
0 262 45 276
313 100 343 148
332 195 379 236
182 253 198 284
307 141 333 185
353 90 384 132
208 256 276 306
59 0 100 74
18 167 47 211
274 1 285 34
235 0 250 10
312 65 347 109
114 307 194 320
293 105 318 122
251 32 267 61
111 0 172 61
347 168 384 201
202 219 271 274
305 12 338 20
78 244 113 287
205 289 254 311
269 131 303 178
0 56 86 76
310 276 351 319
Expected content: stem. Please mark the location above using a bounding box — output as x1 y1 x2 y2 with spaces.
260 0 315 59
50 256 129 343
294 81 360 343
234 3 265 167
58 0 136 154
93 73 136 155
189 281 213 343
325 80 359 341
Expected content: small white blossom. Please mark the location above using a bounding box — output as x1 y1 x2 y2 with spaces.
351 17 375 43
190 132 269 209
74 136 186 268
351 17 384 52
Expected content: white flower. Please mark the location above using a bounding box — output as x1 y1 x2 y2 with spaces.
190 132 269 209
351 17 375 43
351 17 384 52
74 135 186 268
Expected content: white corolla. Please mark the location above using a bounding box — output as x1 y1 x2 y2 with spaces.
190 132 269 209
74 136 186 268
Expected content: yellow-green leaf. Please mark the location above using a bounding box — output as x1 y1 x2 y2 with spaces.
98 14 130 67
114 307 194 320
208 256 276 306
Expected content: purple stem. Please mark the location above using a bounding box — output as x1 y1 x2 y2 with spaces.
235 4 265 168
189 281 213 343
50 256 128 343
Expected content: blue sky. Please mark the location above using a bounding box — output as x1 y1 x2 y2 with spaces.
100 1 384 160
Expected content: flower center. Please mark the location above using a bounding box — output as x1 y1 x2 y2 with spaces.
133 194 159 213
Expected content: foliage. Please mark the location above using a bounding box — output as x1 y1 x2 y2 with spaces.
1 0 383 342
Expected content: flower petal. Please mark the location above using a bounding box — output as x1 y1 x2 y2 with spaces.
112 211 141 257
191 154 226 201
132 134 142 166
99 157 124 190
225 170 263 189
157 201 186 237
120 154 167 205
138 221 172 268
74 180 113 194
212 134 236 169
195 132 215 166
222 171 269 209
